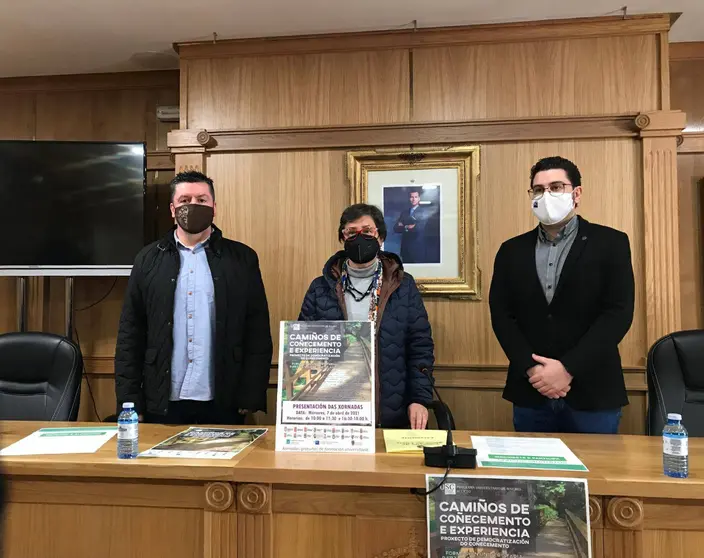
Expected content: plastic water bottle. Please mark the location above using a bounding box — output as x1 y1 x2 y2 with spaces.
117 402 139 459
663 413 688 478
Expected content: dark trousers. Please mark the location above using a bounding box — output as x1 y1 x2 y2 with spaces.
513 399 622 434
145 400 244 426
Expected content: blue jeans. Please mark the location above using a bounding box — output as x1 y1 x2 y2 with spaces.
513 399 622 434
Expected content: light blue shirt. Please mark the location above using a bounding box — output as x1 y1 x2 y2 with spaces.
170 232 215 401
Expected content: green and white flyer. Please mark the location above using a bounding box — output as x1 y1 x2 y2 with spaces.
471 436 588 472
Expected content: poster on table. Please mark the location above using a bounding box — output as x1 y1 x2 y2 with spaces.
140 427 267 459
275 320 375 453
426 475 591 558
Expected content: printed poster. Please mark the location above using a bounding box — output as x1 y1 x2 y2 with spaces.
275 321 375 453
140 427 267 459
427 475 591 558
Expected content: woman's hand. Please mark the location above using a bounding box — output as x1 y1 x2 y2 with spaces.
408 403 428 430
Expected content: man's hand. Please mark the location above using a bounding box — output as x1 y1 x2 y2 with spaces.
408 403 428 430
528 355 572 399
407 224 416 230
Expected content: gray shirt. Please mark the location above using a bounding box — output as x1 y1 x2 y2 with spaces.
345 260 377 321
535 216 578 304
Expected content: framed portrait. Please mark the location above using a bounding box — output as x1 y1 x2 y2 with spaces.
346 146 480 298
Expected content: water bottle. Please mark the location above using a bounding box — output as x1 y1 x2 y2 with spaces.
663 413 688 478
117 402 139 459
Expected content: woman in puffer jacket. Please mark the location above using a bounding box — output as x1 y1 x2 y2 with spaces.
299 203 435 429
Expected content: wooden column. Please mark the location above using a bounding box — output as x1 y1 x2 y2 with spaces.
604 497 644 558
203 482 238 558
236 483 273 558
169 129 210 175
637 110 687 347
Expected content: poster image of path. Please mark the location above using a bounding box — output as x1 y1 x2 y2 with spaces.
280 321 372 404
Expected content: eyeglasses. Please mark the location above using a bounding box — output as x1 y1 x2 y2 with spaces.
528 182 573 200
342 226 377 240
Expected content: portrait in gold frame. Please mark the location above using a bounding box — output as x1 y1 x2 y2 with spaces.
346 146 480 298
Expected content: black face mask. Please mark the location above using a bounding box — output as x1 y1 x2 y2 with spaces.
175 204 214 234
344 234 380 264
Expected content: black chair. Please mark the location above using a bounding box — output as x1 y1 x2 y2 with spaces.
0 332 83 421
647 329 704 436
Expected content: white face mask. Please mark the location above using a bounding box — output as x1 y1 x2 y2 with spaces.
531 193 574 225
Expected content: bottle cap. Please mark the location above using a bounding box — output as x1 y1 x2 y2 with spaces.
123 402 135 409
667 413 682 421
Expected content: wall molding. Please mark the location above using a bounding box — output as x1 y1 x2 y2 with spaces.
86 357 647 391
0 70 179 93
670 41 704 61
176 14 671 59
679 132 704 154
168 114 640 154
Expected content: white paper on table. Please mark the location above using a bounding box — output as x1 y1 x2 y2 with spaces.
0 427 118 456
471 435 588 471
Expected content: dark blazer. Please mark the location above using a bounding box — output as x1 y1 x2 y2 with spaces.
393 206 430 263
489 217 635 410
299 251 434 428
114 225 273 416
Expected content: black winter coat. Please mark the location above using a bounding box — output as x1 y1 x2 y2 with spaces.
299 251 434 428
114 226 273 416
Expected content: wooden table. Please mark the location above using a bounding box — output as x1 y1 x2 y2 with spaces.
1 422 701 558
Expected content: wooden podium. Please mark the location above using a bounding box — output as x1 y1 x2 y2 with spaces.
2 422 703 558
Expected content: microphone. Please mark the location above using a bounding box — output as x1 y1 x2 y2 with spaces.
419 367 476 469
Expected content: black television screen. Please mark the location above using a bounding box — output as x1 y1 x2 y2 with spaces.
0 140 146 275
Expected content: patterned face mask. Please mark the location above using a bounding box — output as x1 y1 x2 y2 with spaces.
175 204 214 234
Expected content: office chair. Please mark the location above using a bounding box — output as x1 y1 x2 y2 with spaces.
0 332 83 421
647 329 704 436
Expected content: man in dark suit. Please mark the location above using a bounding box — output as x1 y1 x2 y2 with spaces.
393 189 429 263
489 156 635 434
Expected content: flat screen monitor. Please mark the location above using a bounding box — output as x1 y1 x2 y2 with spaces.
0 140 146 276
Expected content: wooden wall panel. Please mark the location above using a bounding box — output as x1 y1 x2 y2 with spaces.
672 55 704 330
184 50 410 129
413 36 659 121
206 151 347 335
677 155 704 331
672 59 704 132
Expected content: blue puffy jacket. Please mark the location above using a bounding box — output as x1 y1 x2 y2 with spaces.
298 251 435 428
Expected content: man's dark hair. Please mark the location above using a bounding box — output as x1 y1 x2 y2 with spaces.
530 156 582 187
169 170 215 202
409 188 422 196
338 204 387 242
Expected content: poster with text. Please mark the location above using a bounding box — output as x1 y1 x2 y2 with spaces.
426 475 590 558
275 321 375 453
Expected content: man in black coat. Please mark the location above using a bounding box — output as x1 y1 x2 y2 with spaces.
115 171 273 424
489 156 635 434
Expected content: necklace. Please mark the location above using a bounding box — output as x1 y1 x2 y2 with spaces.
341 259 383 322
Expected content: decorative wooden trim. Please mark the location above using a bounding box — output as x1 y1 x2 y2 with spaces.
640 111 685 347
203 510 237 558
237 483 273 558
670 41 704 61
174 152 207 175
635 110 687 138
180 59 189 129
679 132 704 154
0 70 179 93
237 483 271 514
606 497 644 530
658 33 670 110
84 357 647 391
273 486 425 518
176 14 671 59
146 150 174 171
205 482 236 512
590 496 603 528
168 114 639 154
